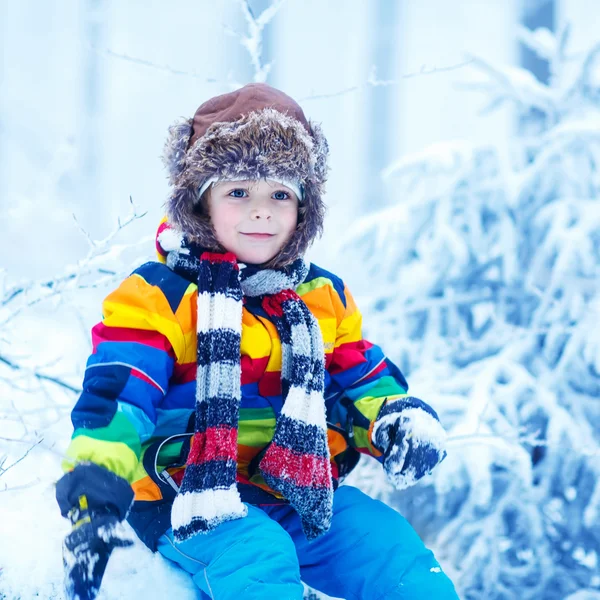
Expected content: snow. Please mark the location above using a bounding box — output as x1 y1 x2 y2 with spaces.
0 464 198 599
516 26 558 62
1 7 600 600
372 405 447 490
333 24 600 600
566 487 577 501
156 228 186 253
381 140 476 179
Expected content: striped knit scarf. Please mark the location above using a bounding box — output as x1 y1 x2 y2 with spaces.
160 233 333 543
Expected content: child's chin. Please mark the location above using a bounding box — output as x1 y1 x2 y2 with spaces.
236 249 278 265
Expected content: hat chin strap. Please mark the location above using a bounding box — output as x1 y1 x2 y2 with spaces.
198 176 304 203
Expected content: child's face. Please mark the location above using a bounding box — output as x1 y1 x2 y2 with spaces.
206 179 299 264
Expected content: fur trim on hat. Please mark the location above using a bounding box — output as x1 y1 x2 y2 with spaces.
163 119 194 185
161 107 329 268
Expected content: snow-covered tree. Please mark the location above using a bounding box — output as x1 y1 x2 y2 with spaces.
341 27 600 600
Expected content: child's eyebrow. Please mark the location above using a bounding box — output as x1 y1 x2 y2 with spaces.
220 181 254 190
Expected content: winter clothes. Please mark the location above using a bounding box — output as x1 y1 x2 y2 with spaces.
372 396 447 489
157 486 460 600
163 230 333 542
60 224 412 550
56 464 134 600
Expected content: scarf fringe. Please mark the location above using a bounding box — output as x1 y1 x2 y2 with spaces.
172 487 248 542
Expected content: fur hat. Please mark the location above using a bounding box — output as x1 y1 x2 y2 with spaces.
162 83 329 267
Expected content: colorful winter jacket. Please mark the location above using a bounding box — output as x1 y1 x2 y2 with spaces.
62 258 410 549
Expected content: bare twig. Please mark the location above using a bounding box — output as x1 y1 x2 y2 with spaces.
0 353 81 394
0 438 44 478
1 477 42 492
300 60 474 102
0 435 36 443
90 45 220 83
74 196 146 252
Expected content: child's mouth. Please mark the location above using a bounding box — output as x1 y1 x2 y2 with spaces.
241 233 275 240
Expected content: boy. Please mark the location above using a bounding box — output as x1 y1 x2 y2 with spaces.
56 83 459 600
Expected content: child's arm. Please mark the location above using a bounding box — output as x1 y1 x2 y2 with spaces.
327 283 410 458
56 262 190 598
58 262 189 512
327 282 446 486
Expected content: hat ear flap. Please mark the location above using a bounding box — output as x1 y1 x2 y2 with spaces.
166 185 201 235
166 184 223 250
307 120 330 183
162 118 193 185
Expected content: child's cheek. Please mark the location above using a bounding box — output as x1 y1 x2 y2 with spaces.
212 205 239 239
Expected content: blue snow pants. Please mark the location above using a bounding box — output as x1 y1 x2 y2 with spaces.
157 486 459 600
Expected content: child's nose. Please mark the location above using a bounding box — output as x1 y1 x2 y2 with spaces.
249 199 272 220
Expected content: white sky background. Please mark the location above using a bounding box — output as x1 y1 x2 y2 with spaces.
1 1 600 599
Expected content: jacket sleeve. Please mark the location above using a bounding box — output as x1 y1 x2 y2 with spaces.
326 283 410 460
62 262 190 484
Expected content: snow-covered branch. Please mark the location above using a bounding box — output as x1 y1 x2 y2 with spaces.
0 197 148 329
0 438 44 480
237 0 286 83
0 353 81 395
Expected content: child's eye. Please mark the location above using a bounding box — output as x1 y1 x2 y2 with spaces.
272 190 290 201
228 189 248 198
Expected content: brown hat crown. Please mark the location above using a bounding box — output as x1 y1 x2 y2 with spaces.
189 83 311 147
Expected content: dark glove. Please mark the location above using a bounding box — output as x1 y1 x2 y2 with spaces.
63 500 134 600
56 463 135 600
371 397 447 489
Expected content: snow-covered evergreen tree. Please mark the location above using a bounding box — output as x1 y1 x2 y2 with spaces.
341 27 600 600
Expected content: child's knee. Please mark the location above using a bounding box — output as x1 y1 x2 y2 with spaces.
201 518 304 599
161 507 304 599
194 570 303 600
